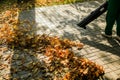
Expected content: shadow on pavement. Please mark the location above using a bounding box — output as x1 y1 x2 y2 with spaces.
9 0 48 79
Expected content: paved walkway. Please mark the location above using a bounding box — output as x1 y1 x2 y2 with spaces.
18 1 119 80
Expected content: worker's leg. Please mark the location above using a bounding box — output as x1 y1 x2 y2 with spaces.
116 12 120 36
105 0 118 35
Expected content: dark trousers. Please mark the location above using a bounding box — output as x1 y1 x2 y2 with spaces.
105 0 120 36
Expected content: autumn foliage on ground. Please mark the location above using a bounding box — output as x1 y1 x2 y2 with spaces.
0 1 104 80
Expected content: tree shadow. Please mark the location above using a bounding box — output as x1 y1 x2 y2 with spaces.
80 37 120 56
10 0 50 79
10 49 50 79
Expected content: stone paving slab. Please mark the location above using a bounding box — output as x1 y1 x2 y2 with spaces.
18 1 120 80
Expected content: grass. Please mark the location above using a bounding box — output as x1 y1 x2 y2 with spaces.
35 0 91 6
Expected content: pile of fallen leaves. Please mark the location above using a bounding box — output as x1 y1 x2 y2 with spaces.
0 6 104 80
45 46 104 80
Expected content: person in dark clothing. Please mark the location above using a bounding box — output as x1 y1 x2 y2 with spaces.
102 0 120 40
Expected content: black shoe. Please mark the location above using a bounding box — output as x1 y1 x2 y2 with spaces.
101 32 112 38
